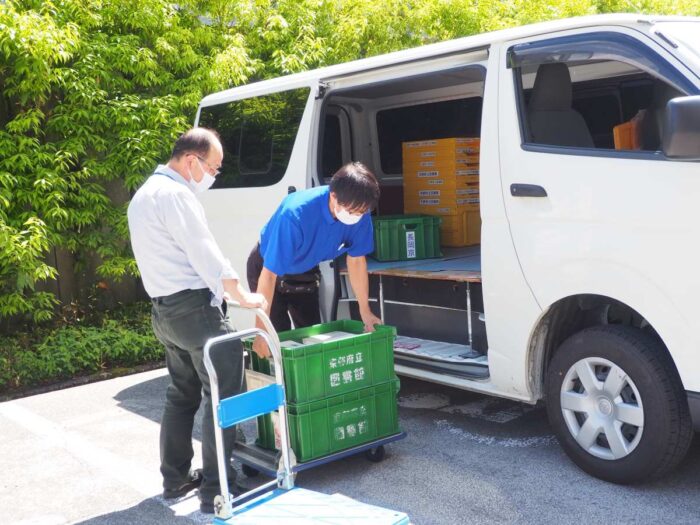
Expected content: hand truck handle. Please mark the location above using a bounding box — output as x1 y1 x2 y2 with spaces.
202 302 294 519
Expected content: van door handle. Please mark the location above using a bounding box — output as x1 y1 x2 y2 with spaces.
510 184 547 197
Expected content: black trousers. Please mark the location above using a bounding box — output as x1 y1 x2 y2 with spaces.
246 243 321 332
150 288 243 503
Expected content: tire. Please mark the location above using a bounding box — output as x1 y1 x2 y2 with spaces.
546 325 693 484
365 446 386 463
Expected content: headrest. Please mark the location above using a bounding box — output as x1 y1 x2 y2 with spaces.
528 63 573 111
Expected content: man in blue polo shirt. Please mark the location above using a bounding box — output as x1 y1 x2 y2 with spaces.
247 162 382 357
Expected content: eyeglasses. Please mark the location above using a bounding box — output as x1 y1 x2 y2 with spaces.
194 155 221 177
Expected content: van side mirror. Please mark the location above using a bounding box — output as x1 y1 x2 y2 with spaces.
662 95 700 160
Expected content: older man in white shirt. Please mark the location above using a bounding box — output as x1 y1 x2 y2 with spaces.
127 127 265 513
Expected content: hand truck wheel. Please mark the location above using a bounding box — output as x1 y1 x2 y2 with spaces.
364 445 385 463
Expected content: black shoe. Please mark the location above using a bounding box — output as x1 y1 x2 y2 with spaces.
163 469 203 499
199 499 215 514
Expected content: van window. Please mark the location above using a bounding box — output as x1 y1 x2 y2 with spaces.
376 97 482 174
320 113 343 179
198 88 309 188
509 32 696 154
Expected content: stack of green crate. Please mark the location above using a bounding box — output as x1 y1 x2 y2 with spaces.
249 320 401 463
372 214 443 262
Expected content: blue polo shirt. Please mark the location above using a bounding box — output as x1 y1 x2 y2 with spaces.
260 186 374 275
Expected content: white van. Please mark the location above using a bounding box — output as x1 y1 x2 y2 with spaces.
194 14 700 483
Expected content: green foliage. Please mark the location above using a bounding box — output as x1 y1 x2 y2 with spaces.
1 0 699 328
0 0 256 323
0 301 162 392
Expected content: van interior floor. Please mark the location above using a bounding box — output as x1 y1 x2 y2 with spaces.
338 245 488 379
363 245 481 281
393 335 489 379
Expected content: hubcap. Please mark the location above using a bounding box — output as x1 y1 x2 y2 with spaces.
597 398 613 416
560 357 644 460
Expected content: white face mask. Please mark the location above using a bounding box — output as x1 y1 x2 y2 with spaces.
188 160 216 193
335 205 363 225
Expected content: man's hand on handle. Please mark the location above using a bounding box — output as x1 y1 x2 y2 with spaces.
223 279 268 311
236 291 267 310
223 278 271 358
252 335 271 359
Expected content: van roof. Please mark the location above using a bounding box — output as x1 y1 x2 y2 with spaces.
199 14 698 107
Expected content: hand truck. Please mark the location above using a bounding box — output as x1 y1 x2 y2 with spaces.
203 303 409 523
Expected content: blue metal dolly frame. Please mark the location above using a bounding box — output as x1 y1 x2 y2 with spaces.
203 303 408 523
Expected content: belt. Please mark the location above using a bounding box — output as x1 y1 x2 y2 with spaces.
151 288 210 305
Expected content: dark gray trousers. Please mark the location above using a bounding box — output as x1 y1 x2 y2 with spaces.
150 288 243 502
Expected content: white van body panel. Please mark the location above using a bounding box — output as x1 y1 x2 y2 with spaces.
196 13 700 402
499 26 700 392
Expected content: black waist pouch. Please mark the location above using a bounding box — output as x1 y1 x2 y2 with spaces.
276 268 321 295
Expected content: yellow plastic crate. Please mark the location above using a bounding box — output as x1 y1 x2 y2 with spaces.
403 166 480 180
403 158 480 173
402 138 481 163
405 185 479 201
440 210 481 247
404 196 480 214
403 177 476 191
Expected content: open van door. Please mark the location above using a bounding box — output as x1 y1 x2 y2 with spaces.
194 84 317 301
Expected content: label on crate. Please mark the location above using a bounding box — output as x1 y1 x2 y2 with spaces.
403 138 480 148
409 169 478 179
332 404 371 442
418 189 475 197
405 230 417 258
456 147 479 155
404 140 438 148
419 152 437 158
457 198 480 205
328 351 366 389
419 198 440 205
427 179 444 185
415 159 473 168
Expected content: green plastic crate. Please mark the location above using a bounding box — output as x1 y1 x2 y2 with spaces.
252 320 396 404
372 214 442 262
248 320 397 450
288 378 401 462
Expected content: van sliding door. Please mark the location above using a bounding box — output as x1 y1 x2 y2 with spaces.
194 86 315 306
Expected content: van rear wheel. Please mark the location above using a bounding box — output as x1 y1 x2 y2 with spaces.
546 325 692 484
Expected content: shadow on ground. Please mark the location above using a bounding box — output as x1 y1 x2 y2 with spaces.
74 496 209 525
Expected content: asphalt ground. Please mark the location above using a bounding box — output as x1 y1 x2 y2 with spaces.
1 368 698 524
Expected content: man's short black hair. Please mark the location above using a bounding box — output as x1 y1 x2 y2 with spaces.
170 127 221 160
329 162 380 212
